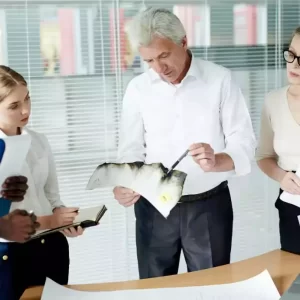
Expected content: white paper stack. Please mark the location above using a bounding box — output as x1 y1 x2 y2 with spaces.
41 270 280 300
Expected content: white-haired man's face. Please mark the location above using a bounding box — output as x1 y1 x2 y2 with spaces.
139 36 189 84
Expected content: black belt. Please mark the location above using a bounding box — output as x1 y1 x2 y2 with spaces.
178 181 228 203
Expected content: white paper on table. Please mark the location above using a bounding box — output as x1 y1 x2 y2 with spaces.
0 135 31 186
41 270 280 300
86 162 187 218
280 166 300 207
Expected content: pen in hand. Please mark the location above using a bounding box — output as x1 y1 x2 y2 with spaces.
165 149 189 176
51 207 79 228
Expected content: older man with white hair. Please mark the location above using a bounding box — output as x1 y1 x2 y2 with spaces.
113 7 256 279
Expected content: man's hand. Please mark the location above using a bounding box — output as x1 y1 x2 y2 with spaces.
1 176 28 202
50 207 79 229
0 209 39 243
189 143 216 172
280 172 300 195
113 186 140 207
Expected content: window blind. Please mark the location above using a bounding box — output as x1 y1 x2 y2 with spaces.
1 0 299 284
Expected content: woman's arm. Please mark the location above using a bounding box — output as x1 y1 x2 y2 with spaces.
34 134 64 230
257 158 286 183
42 134 65 209
36 134 80 234
256 96 284 182
256 95 300 194
36 215 52 230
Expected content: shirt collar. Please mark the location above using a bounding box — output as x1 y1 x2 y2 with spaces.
148 50 203 84
0 127 28 139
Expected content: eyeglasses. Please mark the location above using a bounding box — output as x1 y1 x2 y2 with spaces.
283 49 300 65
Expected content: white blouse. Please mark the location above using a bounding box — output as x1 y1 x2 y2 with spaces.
0 127 64 242
256 86 300 171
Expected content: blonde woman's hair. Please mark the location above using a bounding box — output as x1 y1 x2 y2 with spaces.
290 26 300 45
0 66 27 102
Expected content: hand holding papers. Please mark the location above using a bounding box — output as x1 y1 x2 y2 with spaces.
0 135 31 186
280 167 300 207
1 176 29 202
41 270 280 300
86 162 187 218
0 134 31 217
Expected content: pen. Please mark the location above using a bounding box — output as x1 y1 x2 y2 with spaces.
165 149 189 176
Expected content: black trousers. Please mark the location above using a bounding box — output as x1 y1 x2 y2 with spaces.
276 189 300 255
0 232 69 300
134 183 233 279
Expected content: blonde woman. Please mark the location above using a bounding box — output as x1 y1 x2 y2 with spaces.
0 66 83 299
256 27 300 254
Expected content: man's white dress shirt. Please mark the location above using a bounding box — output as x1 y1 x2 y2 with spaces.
118 54 256 195
0 128 64 242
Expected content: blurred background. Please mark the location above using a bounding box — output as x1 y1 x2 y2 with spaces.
1 0 298 284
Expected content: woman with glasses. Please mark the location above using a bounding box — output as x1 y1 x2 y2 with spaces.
256 26 300 255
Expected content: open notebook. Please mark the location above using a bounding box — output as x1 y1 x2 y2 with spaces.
29 205 107 240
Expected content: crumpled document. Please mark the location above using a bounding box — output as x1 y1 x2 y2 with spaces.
86 162 187 218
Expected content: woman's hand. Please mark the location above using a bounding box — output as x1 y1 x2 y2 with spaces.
62 226 84 238
50 207 79 228
280 172 300 194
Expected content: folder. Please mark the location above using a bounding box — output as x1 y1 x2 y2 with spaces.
0 135 31 217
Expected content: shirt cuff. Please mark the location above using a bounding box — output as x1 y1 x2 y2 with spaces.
52 205 65 212
222 147 252 176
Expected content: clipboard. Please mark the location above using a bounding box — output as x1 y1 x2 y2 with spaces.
0 134 31 217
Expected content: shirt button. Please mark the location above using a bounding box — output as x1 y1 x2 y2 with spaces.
2 255 8 261
41 239 45 244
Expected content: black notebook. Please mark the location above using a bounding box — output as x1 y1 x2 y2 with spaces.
29 205 107 240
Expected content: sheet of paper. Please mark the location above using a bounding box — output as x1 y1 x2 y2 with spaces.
86 162 187 218
0 134 31 186
41 270 280 300
280 166 300 207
